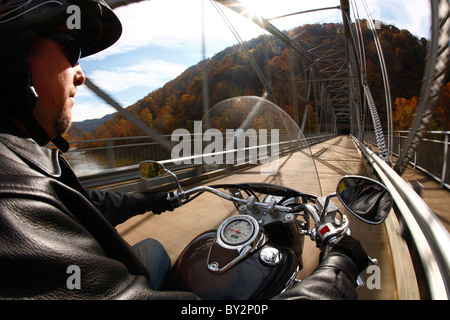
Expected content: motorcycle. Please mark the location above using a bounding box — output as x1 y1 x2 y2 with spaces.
139 96 393 300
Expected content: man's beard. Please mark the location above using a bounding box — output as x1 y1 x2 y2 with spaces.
54 111 72 136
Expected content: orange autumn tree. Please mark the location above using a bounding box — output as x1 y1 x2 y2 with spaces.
393 96 417 130
393 82 450 131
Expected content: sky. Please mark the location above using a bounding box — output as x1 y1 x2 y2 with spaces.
72 0 431 123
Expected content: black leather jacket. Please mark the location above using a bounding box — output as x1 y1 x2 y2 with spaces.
0 119 361 300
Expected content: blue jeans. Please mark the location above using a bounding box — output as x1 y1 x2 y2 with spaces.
132 238 171 290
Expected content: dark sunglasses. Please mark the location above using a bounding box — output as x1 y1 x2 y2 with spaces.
44 31 82 67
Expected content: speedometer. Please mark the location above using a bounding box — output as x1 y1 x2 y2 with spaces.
220 216 255 245
209 215 266 273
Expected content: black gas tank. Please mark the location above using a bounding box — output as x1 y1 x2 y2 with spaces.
160 231 299 300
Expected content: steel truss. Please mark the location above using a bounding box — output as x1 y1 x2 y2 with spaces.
214 0 383 147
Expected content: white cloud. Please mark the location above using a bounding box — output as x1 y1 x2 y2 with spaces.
72 58 187 121
71 99 116 123
363 0 430 38
87 59 187 93
87 0 431 62
86 0 265 61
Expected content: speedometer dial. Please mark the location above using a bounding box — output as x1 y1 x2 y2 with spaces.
210 215 266 273
221 218 254 245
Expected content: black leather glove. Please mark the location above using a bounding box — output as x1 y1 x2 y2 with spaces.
319 234 369 274
145 191 174 215
274 234 365 300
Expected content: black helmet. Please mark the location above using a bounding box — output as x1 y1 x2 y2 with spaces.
0 0 122 151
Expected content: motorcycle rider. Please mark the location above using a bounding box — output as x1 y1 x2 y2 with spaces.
0 0 368 299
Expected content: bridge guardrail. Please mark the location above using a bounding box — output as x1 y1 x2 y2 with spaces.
353 135 450 300
76 133 337 190
364 131 450 189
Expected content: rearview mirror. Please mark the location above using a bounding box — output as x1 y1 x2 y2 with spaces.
139 161 166 179
336 176 392 225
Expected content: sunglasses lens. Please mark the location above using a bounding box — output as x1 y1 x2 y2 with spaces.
45 32 82 67
69 46 82 67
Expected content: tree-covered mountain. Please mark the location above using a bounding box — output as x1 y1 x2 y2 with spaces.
72 113 117 135
70 20 449 143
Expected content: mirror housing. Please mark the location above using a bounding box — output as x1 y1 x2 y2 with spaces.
139 161 166 179
336 176 393 225
139 161 184 197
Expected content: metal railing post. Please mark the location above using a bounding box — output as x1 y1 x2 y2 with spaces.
441 133 449 188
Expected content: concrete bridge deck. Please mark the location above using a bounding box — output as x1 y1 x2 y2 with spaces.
115 135 449 300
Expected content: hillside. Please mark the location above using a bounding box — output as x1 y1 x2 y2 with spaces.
72 113 116 134
73 21 449 142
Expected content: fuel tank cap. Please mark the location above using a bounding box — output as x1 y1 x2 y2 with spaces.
259 247 281 266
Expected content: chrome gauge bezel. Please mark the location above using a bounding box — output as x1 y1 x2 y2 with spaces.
217 215 259 249
208 215 267 273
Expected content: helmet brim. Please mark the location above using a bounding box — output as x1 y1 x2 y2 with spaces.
76 0 123 58
0 0 123 57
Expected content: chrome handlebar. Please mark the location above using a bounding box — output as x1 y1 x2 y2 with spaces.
171 185 349 244
174 186 304 214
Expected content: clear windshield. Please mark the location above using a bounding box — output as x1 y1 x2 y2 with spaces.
200 96 322 211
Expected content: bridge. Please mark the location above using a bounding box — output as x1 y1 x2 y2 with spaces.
67 0 450 299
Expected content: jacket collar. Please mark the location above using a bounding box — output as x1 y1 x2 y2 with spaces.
0 117 62 178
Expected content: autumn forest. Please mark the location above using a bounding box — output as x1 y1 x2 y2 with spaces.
68 20 450 143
